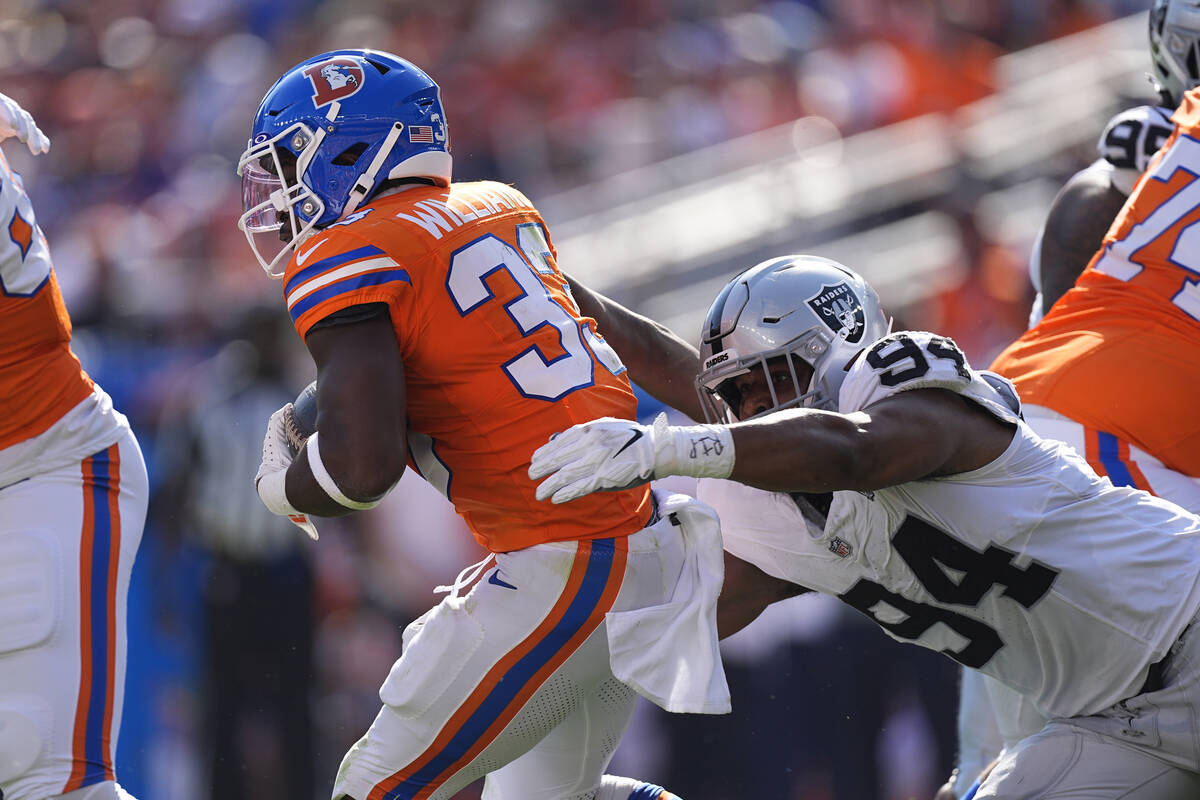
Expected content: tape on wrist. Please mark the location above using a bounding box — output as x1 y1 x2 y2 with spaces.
256 468 300 517
306 432 383 511
668 422 735 479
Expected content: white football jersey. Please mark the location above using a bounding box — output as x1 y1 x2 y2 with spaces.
700 331 1200 720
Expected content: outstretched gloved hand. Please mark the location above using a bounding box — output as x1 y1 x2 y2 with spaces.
0 93 49 155
529 412 735 504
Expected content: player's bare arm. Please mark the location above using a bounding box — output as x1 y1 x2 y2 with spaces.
717 553 810 639
726 389 1015 494
530 385 1015 505
285 312 408 516
565 273 705 420
1039 167 1128 313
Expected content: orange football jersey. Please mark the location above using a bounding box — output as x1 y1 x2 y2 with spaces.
281 181 652 552
992 89 1200 476
0 149 93 450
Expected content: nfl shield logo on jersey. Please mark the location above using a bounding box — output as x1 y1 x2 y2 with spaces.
303 58 365 107
806 282 866 343
829 537 852 558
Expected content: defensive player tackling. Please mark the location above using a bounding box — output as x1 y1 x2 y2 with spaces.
532 255 1200 800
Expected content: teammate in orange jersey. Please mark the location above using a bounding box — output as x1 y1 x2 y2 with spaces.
994 0 1200 505
0 93 147 800
238 50 727 800
993 99 1200 492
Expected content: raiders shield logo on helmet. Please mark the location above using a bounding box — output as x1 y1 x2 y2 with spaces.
303 58 365 107
806 282 866 343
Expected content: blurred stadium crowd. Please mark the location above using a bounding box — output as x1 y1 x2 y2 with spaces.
0 0 1156 798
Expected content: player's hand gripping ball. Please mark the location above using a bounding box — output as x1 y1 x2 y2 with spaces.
284 380 318 456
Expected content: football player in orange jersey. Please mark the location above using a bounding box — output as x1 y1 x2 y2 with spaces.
996 0 1200 499
239 50 729 800
946 3 1200 796
0 94 147 800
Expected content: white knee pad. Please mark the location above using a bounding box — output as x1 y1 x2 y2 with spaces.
0 531 58 654
0 708 42 783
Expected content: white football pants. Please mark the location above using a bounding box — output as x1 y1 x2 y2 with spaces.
0 430 147 800
977 609 1200 798
332 504 702 800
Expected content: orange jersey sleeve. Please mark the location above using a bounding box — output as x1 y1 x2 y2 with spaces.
992 88 1200 475
280 181 651 552
0 150 93 449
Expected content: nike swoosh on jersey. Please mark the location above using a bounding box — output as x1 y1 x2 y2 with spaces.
613 429 643 458
488 570 517 590
295 239 324 266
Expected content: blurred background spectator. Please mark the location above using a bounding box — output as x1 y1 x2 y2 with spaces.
0 0 1162 797
151 307 317 800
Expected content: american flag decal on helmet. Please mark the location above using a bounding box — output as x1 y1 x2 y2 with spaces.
408 125 434 143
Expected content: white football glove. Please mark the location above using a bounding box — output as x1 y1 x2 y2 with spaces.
0 93 49 155
529 412 735 504
255 404 319 540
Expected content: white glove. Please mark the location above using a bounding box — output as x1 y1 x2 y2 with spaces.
529 412 735 504
255 404 319 540
0 93 49 155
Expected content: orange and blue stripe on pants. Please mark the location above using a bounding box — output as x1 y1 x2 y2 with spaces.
368 537 627 800
64 444 123 792
1084 428 1155 494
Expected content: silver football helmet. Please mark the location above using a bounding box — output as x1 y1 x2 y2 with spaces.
695 255 890 422
1150 0 1200 107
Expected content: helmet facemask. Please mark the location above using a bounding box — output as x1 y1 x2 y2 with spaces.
694 254 892 425
696 329 834 423
237 119 331 278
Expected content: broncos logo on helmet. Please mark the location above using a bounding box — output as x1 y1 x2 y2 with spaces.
304 60 364 107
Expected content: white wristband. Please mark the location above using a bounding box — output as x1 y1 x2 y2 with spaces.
306 432 383 511
654 415 735 479
256 468 300 517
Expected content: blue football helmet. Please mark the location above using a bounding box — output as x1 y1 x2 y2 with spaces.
237 49 452 277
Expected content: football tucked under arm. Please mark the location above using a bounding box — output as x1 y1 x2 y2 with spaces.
276 376 391 514
253 382 321 540
284 380 318 455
